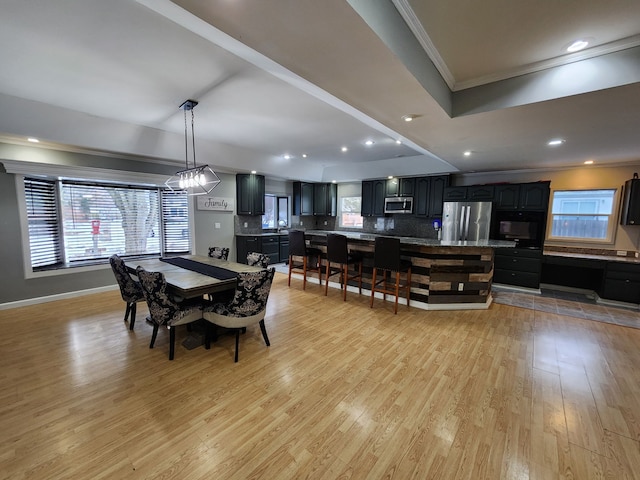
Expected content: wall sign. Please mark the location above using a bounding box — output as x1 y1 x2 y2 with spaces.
196 196 234 212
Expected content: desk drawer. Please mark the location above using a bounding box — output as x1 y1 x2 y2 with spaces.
495 256 541 273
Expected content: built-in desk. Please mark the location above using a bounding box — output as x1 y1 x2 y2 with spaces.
303 230 515 310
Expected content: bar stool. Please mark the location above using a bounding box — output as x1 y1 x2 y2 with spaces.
370 236 412 314
288 230 323 289
324 233 363 301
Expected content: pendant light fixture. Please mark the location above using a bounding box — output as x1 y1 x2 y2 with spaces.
165 99 220 195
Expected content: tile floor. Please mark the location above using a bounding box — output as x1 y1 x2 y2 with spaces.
492 286 640 329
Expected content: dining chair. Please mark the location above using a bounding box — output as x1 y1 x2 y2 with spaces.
324 233 363 301
247 251 270 268
288 230 323 289
135 266 205 360
109 254 145 330
208 246 230 260
370 236 412 314
203 268 275 362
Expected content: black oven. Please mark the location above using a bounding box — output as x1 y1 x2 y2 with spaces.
491 210 546 248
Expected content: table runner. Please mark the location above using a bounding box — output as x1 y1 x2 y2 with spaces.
160 257 238 280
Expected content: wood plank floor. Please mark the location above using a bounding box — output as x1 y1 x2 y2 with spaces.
2 272 640 479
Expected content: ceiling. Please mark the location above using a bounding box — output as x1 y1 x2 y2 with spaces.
1 0 639 183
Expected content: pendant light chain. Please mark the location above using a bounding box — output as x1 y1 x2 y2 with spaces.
191 108 196 169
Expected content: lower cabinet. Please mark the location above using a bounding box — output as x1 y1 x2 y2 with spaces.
494 248 542 289
236 234 289 264
601 262 640 304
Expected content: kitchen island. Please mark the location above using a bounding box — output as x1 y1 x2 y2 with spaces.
303 230 515 310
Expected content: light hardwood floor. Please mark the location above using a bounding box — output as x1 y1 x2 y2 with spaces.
1 272 640 479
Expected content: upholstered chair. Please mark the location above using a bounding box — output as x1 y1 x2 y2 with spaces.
135 266 204 360
370 237 412 314
109 254 145 330
288 230 323 289
203 268 275 362
324 233 363 301
208 247 230 261
247 251 269 268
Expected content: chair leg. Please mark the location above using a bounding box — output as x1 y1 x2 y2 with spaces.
406 267 412 308
129 302 137 330
204 323 211 349
342 264 348 301
259 319 271 347
302 256 307 290
150 324 159 348
124 303 131 323
358 262 363 295
288 255 293 287
324 261 330 296
169 326 175 360
370 268 377 308
234 330 240 363
394 271 401 314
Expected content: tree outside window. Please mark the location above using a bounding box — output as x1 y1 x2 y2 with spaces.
339 196 363 228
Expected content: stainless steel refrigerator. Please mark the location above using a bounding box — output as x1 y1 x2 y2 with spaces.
441 201 493 242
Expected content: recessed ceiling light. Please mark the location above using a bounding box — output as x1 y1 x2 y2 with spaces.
464 151 472 157
584 160 594 165
365 140 374 146
548 139 565 146
341 146 348 153
401 114 418 122
251 170 257 174
395 139 402 144
567 40 589 53
302 154 308 158
283 154 291 160
332 180 337 183
27 137 39 143
388 175 394 179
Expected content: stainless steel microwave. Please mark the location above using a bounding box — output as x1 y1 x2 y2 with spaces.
384 196 414 214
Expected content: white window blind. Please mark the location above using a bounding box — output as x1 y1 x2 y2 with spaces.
25 178 62 268
24 178 190 270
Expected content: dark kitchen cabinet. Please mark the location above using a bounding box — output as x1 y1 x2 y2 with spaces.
313 183 337 216
494 248 542 289
620 178 640 225
279 235 289 262
415 175 449 217
494 182 550 211
236 235 260 263
361 179 386 216
293 181 314 216
601 262 640 304
236 174 265 215
261 235 280 265
386 177 415 197
443 184 494 201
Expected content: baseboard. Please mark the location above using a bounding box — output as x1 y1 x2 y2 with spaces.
0 285 119 310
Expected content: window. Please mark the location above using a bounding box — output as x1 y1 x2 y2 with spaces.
339 196 363 228
24 178 190 270
262 195 289 229
548 189 618 243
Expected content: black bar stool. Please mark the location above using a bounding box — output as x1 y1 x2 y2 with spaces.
370 236 412 314
288 230 323 289
324 233 363 301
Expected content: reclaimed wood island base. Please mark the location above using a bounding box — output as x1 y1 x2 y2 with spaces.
304 231 515 310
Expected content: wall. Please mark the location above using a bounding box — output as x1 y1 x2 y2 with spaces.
454 164 640 252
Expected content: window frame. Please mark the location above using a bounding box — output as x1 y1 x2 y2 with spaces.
262 194 289 230
15 173 194 279
338 195 363 229
546 187 620 245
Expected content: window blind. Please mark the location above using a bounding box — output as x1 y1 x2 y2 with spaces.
25 178 62 268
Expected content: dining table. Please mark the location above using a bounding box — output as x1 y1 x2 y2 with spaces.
130 254 264 299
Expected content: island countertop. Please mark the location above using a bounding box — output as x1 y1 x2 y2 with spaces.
303 230 516 248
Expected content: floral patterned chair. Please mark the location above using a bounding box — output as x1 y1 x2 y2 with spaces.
246 251 269 268
208 246 230 261
203 268 275 362
109 254 145 330
135 266 205 360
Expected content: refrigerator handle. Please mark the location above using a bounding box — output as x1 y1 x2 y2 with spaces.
458 205 466 241
463 205 471 241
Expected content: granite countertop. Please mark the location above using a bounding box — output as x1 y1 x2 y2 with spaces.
544 249 640 264
302 230 516 248
235 231 289 237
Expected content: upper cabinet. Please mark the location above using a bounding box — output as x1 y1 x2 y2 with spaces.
445 181 550 212
293 181 337 216
361 179 386 216
386 177 415 197
415 175 450 217
494 182 550 211
236 174 265 215
620 178 640 225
